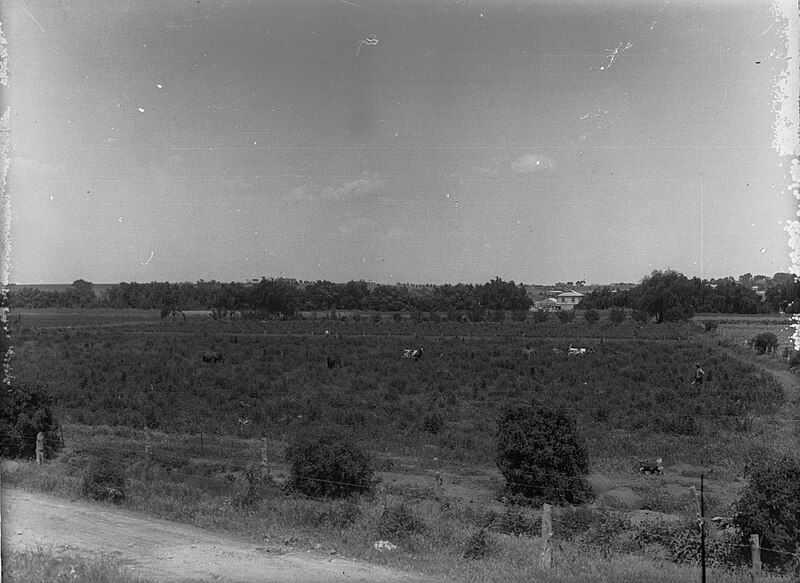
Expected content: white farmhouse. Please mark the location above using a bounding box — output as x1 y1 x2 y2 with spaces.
555 290 584 310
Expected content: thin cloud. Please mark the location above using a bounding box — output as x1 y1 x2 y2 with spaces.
288 173 388 204
320 174 387 202
10 157 60 177
285 185 316 203
337 217 376 236
509 154 555 175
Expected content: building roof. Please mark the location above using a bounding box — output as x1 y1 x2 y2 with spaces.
556 290 584 298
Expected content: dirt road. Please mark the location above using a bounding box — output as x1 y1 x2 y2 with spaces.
1 488 431 583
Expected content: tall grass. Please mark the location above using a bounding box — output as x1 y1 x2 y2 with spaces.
3 546 156 583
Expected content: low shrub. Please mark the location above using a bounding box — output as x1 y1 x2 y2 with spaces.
531 311 550 323
463 528 498 559
609 306 628 324
378 502 427 539
583 309 600 325
285 426 375 498
556 310 576 323
0 383 62 459
234 463 276 508
490 506 540 537
703 320 718 332
421 411 445 434
750 332 778 355
734 452 800 570
81 456 126 503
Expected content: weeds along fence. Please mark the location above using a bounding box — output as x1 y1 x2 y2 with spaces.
4 429 800 577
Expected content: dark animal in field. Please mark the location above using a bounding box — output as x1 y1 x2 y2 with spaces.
638 458 664 475
711 516 736 530
403 348 423 360
326 356 342 369
201 350 224 363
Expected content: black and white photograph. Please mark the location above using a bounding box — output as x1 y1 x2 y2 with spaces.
1 0 799 581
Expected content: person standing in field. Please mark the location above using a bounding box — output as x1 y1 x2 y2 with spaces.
692 363 705 385
35 431 45 465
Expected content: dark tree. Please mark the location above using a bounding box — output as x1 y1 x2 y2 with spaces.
496 404 592 504
734 453 800 569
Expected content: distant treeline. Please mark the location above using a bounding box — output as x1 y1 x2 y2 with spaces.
578 270 800 318
5 271 798 316
5 277 532 315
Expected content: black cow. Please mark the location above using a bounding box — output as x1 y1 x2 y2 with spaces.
638 458 664 475
202 350 224 363
326 356 342 369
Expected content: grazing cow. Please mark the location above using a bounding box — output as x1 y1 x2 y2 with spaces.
522 348 535 356
638 458 664 475
201 350 224 363
403 348 423 360
325 330 330 337
326 356 342 369
568 346 587 356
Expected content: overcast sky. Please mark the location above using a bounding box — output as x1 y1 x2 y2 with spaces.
5 0 798 285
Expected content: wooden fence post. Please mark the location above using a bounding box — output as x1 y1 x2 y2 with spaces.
750 534 761 582
539 503 553 569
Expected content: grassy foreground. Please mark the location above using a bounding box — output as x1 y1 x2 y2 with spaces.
2 546 158 583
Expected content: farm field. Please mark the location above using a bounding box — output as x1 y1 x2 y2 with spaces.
4 309 798 582
697 314 798 354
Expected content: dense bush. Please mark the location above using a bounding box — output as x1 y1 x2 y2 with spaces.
734 453 800 570
631 309 649 323
285 426 375 498
81 456 126 503
583 309 600 325
463 528 498 559
496 404 593 504
0 383 62 459
750 332 779 355
378 503 426 539
703 320 718 332
556 310 576 323
609 306 628 324
531 310 550 323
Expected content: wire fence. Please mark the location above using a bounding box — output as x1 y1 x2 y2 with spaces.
5 426 800 580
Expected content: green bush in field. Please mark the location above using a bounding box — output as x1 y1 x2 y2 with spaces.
82 456 126 503
0 383 62 460
703 320 718 332
531 310 550 323
556 310 576 323
750 332 779 355
463 528 498 559
496 404 593 505
286 426 375 498
378 503 426 539
583 309 600 325
609 306 628 324
734 453 800 570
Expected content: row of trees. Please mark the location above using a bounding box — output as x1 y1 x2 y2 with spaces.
7 277 533 315
579 270 799 319
7 271 798 316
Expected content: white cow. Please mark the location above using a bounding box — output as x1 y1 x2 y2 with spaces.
403 348 423 360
